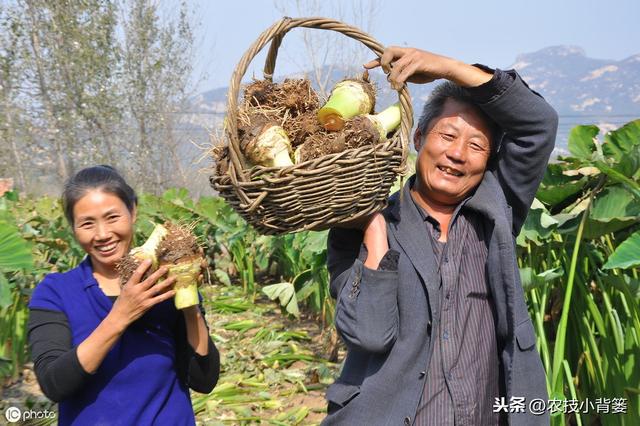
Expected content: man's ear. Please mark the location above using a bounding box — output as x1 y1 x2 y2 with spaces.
413 130 423 151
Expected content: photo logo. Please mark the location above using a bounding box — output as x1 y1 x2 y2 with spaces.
5 406 21 423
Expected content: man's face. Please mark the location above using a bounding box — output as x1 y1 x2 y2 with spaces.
414 98 492 207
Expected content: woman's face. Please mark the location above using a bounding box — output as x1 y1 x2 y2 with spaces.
72 189 136 274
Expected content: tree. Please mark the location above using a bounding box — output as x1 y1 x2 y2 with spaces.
120 0 196 193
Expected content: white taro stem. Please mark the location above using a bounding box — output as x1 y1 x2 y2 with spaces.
370 102 402 138
169 259 201 309
130 224 168 269
318 80 374 131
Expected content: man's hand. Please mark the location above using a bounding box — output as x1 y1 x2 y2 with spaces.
364 46 492 90
363 213 389 270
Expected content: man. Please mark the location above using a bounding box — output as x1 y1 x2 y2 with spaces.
323 47 558 425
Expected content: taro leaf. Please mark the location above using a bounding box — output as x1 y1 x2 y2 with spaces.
0 220 33 271
537 163 588 207
602 119 640 164
0 272 12 309
519 266 564 291
580 185 640 239
34 196 62 221
517 199 558 246
162 188 194 209
603 231 640 270
262 282 300 318
194 196 226 224
594 161 640 200
568 125 599 160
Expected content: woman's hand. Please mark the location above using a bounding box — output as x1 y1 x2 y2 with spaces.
364 46 492 90
108 260 176 332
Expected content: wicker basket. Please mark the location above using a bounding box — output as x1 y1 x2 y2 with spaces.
210 17 413 235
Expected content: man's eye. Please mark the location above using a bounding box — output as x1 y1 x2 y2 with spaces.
107 215 120 221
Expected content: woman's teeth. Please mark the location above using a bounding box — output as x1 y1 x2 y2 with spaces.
96 242 117 253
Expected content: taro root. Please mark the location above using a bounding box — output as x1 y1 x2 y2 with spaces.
341 102 401 149
294 103 401 163
238 79 318 167
294 131 346 163
317 72 376 131
157 223 203 310
282 110 322 148
238 113 294 168
243 78 318 116
116 222 205 310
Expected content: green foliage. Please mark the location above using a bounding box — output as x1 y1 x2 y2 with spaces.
520 120 640 424
603 232 640 270
2 117 639 424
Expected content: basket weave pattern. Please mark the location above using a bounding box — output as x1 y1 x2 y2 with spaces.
210 17 413 235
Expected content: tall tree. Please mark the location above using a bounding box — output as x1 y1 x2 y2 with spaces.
120 0 195 193
0 4 28 190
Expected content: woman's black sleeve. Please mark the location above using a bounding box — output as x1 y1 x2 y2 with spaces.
174 304 220 394
27 309 92 402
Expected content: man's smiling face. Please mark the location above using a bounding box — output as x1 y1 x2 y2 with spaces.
414 98 492 207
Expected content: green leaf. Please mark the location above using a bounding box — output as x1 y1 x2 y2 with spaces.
0 220 33 271
262 282 300 318
603 231 640 269
0 272 12 309
519 266 564 291
602 119 640 163
568 125 599 160
537 163 589 207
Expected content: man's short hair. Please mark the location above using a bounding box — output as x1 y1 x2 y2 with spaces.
415 81 502 158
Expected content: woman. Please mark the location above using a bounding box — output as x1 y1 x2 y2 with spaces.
28 165 220 425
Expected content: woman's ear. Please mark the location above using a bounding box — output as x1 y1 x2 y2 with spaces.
131 206 137 224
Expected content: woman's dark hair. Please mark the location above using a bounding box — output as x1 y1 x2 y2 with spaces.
62 165 137 226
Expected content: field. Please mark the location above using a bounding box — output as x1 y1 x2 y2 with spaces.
1 119 639 425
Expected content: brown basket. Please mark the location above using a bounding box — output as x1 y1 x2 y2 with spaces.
210 17 413 235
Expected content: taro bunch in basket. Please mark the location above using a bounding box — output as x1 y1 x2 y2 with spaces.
218 71 402 169
116 222 204 309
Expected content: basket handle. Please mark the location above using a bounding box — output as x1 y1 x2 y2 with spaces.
224 17 413 198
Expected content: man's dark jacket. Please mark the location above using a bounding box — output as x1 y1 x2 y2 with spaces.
323 69 558 425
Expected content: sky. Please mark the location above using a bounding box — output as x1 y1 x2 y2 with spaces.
188 0 640 93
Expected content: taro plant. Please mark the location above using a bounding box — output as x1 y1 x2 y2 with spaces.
518 119 640 425
263 231 334 327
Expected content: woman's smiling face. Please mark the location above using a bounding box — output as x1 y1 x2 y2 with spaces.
72 189 136 275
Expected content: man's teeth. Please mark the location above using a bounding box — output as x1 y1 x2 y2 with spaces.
96 242 117 253
438 166 462 176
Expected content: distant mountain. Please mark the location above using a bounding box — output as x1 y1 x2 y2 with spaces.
186 46 640 153
511 46 640 116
